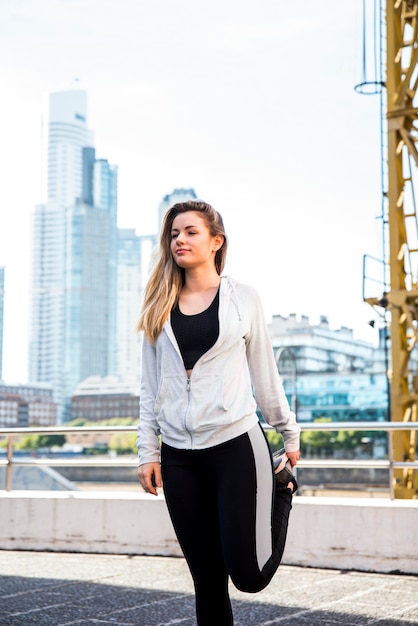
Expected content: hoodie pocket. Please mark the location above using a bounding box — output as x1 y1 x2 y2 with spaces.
187 375 231 431
154 376 189 422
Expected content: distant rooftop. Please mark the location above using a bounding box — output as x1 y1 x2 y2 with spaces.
72 376 139 397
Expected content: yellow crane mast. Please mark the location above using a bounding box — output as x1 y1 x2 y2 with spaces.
364 0 418 498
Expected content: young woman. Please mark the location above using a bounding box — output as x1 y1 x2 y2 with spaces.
136 200 300 626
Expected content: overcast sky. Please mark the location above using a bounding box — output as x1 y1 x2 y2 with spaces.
0 0 384 383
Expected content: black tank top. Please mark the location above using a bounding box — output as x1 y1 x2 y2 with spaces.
171 290 220 370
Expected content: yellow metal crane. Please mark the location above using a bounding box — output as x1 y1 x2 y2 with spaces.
363 0 418 498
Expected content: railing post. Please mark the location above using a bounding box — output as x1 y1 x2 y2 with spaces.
6 436 13 491
388 433 395 501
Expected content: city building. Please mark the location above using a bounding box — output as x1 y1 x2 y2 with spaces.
157 188 197 231
66 313 389 450
0 267 4 381
46 90 94 206
70 376 139 422
0 383 57 427
28 89 118 421
116 188 199 382
93 157 118 376
117 230 141 382
116 229 158 382
268 313 388 423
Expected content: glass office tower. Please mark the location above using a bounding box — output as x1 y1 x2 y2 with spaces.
116 230 157 382
28 90 118 421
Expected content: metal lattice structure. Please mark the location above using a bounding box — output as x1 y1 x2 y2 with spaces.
365 0 418 498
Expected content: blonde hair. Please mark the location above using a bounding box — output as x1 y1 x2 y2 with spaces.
137 200 228 342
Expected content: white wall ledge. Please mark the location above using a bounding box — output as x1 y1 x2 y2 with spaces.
1 492 417 575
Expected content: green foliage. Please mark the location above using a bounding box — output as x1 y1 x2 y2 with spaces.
265 430 284 452
265 416 368 458
64 417 138 455
17 434 66 450
300 417 336 454
108 433 137 455
67 417 136 427
103 417 137 425
67 418 88 426
300 417 373 456
83 443 109 455
333 429 365 450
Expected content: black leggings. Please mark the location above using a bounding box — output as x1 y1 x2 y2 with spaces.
161 422 293 626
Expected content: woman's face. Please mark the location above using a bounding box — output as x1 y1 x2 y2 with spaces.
170 211 223 271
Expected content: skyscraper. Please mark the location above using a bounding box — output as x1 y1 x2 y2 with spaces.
28 90 118 421
157 188 198 232
46 90 94 206
93 158 118 376
116 229 142 382
0 267 4 382
116 229 157 382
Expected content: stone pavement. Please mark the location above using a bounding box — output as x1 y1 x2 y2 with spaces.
1 550 418 626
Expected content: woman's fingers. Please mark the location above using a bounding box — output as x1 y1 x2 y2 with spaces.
138 462 162 496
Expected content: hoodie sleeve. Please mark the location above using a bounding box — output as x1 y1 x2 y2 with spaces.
244 287 300 453
136 335 162 466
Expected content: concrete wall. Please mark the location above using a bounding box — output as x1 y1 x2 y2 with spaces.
1 492 417 575
284 496 418 574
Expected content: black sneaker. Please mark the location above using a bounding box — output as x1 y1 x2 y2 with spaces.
272 448 298 493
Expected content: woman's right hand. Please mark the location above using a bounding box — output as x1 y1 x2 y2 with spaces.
138 462 162 496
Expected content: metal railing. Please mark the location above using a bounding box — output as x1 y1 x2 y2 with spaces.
1 421 418 498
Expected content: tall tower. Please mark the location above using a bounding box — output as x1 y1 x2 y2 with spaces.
46 90 93 206
116 230 157 382
29 90 118 421
116 229 142 382
93 158 118 376
157 188 198 232
0 267 4 381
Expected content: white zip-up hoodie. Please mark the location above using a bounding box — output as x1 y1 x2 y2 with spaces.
136 276 300 466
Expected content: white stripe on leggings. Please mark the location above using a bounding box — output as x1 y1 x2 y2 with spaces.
247 423 273 570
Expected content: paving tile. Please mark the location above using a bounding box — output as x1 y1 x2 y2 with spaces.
1 551 418 626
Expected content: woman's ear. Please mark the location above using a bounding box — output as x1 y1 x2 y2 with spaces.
213 235 224 251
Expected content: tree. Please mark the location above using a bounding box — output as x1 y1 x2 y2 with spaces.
108 433 137 455
17 434 66 450
300 417 337 457
265 430 284 452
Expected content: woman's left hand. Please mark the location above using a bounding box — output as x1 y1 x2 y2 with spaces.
287 450 300 467
138 462 162 496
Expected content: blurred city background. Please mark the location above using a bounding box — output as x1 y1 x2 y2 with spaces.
2 4 418 624
0 1 417 500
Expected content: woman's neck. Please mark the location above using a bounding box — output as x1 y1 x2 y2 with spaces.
182 269 221 294
179 272 220 315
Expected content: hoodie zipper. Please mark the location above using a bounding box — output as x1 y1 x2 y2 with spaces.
185 377 193 447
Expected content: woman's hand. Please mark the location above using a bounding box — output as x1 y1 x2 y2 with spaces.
138 462 162 496
287 450 300 468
